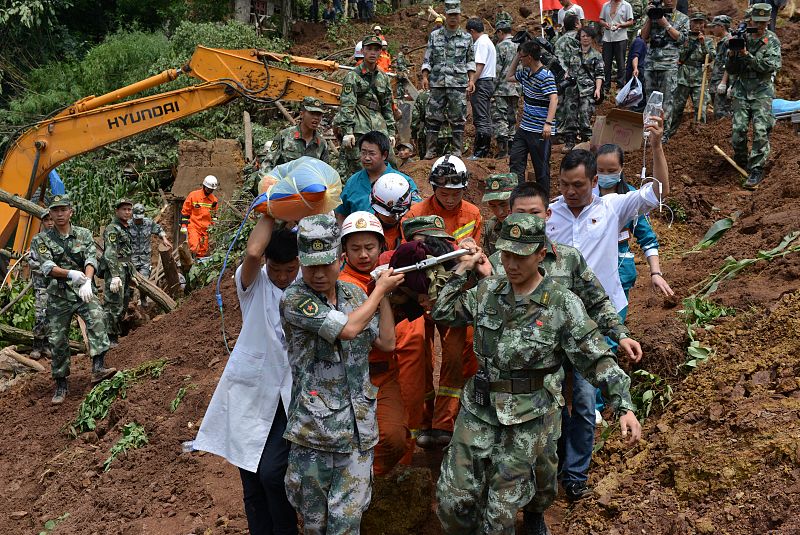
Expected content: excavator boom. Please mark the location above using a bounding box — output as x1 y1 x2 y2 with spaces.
0 46 342 254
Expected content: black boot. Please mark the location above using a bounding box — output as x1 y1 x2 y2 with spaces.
495 137 509 159
424 130 439 160
51 378 68 405
523 510 551 535
451 130 465 157
92 353 117 384
561 134 576 154
744 169 764 189
467 133 486 160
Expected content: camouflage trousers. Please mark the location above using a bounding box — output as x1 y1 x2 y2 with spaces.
436 407 562 534
665 84 709 139
103 272 131 343
133 258 151 278
712 90 733 119
425 88 467 133
560 88 596 140
285 443 373 534
33 286 49 348
732 96 774 172
643 67 678 136
491 96 519 140
337 142 398 183
48 293 110 378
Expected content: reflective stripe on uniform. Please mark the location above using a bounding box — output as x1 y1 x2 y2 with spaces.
452 219 476 240
437 386 462 398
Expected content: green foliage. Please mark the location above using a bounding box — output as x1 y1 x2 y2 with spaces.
38 512 70 535
665 199 687 223
170 382 196 412
0 278 35 330
630 369 673 420
0 0 68 29
326 19 349 46
592 419 613 454
688 214 738 252
68 358 166 436
679 297 735 329
684 339 713 369
103 421 148 471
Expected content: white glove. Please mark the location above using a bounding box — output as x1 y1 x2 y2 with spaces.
180 226 188 235
67 269 88 284
389 136 396 148
726 86 733 98
109 277 123 293
342 134 356 149
716 82 727 95
78 279 94 303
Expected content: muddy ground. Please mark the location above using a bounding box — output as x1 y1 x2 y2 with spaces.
2 0 800 533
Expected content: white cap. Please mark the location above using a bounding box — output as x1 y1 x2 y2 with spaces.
202 175 219 190
374 25 382 32
341 211 384 240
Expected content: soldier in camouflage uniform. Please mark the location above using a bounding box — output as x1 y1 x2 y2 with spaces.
665 13 716 139
432 213 641 535
130 203 171 278
412 90 453 157
28 210 55 360
570 28 605 145
31 194 115 405
641 0 689 137
102 199 135 347
481 173 518 257
627 0 648 46
708 15 733 119
554 14 581 149
727 3 781 189
420 0 476 158
334 35 396 180
265 96 331 171
280 214 403 534
491 13 520 159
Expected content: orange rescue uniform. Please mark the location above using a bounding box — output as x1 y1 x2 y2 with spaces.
181 188 218 257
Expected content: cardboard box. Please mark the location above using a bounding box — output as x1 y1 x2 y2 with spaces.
591 108 644 151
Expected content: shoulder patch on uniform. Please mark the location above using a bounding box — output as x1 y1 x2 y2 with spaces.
107 233 117 243
298 298 319 316
38 242 48 255
343 83 353 94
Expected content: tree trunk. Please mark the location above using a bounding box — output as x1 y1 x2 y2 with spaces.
132 272 177 311
0 323 84 353
0 187 48 219
158 244 182 299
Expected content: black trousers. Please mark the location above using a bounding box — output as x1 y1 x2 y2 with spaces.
470 78 495 137
603 40 627 88
239 400 297 535
509 128 551 196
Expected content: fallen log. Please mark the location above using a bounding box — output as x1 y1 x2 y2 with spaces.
132 271 176 311
0 324 84 353
158 244 182 298
0 345 46 372
0 188 48 219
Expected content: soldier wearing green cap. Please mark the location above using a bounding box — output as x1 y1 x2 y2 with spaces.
101 198 135 347
281 214 403 534
664 12 715 139
264 96 330 171
431 212 641 535
334 34 396 179
31 193 115 404
27 209 55 360
491 14 520 158
708 15 734 119
401 214 454 241
129 203 171 281
481 173 518 256
727 2 781 188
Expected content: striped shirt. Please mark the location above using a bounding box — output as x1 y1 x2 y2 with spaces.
516 66 557 134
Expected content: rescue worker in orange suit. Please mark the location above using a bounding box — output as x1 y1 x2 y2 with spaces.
378 39 393 73
181 175 219 258
338 211 409 475
402 154 482 448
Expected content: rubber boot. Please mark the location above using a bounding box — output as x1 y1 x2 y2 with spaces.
451 130 465 157
523 510 551 535
424 131 439 160
561 134 576 154
495 137 508 159
91 353 117 384
51 378 68 405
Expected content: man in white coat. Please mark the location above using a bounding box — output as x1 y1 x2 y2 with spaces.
194 215 300 535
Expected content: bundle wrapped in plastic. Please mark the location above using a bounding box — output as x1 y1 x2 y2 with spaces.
254 156 342 220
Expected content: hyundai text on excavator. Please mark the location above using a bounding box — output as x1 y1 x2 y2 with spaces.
0 46 348 257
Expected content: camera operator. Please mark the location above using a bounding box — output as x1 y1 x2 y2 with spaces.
640 0 689 138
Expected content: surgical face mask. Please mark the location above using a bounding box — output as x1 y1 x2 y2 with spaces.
597 172 622 189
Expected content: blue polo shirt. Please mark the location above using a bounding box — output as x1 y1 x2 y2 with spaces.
335 163 422 217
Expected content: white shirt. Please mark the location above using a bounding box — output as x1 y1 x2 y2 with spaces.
600 1 634 42
547 183 660 312
193 265 293 472
557 4 585 26
473 33 497 80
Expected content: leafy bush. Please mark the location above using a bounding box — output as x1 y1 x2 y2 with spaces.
0 278 35 330
103 421 148 471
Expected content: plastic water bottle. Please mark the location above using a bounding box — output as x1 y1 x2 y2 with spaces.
643 91 664 140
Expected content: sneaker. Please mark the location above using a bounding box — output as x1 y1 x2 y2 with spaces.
564 480 592 502
416 430 436 450
595 410 603 426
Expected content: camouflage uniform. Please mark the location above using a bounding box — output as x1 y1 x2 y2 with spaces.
433 215 635 534
281 215 379 534
421 1 476 157
491 30 521 143
665 23 716 139
480 173 518 257
412 90 453 157
333 46 396 178
554 30 580 139
28 233 50 355
643 9 690 133
571 47 604 141
129 206 165 278
102 213 135 344
727 17 781 178
33 195 110 379
710 29 733 119
265 97 330 171
627 0 648 45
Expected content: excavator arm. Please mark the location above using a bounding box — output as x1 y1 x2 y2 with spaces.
0 46 344 255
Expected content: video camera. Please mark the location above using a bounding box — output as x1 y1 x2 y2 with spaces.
647 0 673 20
511 32 555 54
728 22 757 51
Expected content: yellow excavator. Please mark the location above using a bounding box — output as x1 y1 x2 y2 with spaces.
0 46 348 257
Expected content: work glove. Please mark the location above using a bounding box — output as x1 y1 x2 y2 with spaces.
78 279 94 303
726 86 733 98
342 134 356 149
716 82 727 95
67 270 88 285
389 136 396 148
109 277 122 293
180 225 188 235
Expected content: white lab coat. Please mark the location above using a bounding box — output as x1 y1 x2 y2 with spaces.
193 265 292 472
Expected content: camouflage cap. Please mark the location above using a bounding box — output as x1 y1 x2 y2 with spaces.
709 15 732 28
744 7 753 21
402 215 453 240
444 0 461 15
495 12 513 30
689 12 707 22
48 194 72 209
495 213 549 256
301 96 325 113
750 3 771 22
115 198 133 209
482 173 518 203
132 203 145 219
297 214 341 266
362 34 383 47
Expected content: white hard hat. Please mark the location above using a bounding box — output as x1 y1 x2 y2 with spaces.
202 175 219 190
381 39 388 46
371 173 413 220
341 211 384 241
374 25 382 32
354 41 364 59
430 154 468 189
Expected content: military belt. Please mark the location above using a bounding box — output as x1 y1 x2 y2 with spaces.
681 61 703 67
489 364 562 394
369 361 390 375
357 98 381 111
523 95 551 108
739 71 770 80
